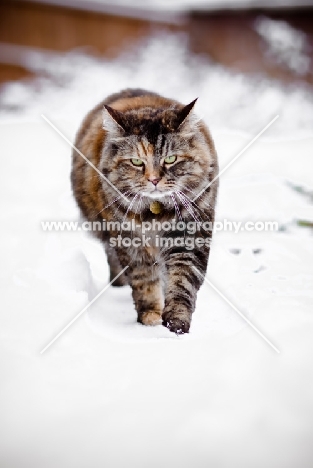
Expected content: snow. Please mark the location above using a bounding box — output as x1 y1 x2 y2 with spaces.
255 17 311 75
1 33 313 468
1 34 313 139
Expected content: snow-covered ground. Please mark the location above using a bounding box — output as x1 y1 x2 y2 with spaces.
1 33 313 468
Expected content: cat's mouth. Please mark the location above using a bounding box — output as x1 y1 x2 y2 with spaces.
141 189 173 199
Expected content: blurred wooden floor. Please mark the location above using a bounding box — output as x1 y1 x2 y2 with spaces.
0 0 312 86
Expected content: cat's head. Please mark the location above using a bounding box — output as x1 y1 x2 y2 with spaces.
100 99 215 210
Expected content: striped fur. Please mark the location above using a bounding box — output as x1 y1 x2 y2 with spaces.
71 89 218 334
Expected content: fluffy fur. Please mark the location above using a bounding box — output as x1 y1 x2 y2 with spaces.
71 88 218 334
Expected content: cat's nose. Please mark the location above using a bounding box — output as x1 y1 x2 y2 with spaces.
149 177 161 186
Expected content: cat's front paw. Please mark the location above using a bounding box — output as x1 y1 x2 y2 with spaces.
162 317 190 335
138 311 162 326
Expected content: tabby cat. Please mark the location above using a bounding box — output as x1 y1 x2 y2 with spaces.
71 89 218 334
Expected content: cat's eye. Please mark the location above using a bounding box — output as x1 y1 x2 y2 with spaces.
131 158 144 166
164 155 177 164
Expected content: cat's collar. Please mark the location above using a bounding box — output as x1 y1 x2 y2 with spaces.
149 201 163 214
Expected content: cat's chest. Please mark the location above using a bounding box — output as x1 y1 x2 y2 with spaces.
122 213 172 259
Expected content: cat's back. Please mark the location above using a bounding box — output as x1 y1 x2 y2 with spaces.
76 88 175 147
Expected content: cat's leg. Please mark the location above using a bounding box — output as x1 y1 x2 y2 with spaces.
162 246 209 334
104 243 129 287
129 262 164 326
111 245 163 325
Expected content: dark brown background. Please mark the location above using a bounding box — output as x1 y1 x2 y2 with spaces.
0 1 312 86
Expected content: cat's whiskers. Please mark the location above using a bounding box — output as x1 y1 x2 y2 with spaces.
109 190 135 222
175 182 212 210
130 194 143 239
176 189 212 222
122 193 139 225
138 193 145 220
134 194 142 217
175 191 202 224
94 189 133 218
176 184 198 198
176 192 214 237
170 193 182 222
179 191 212 226
175 192 198 223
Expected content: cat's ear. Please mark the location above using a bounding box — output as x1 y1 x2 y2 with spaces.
176 98 198 130
103 104 126 135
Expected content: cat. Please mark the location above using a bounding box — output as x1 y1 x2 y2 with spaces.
71 88 218 334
